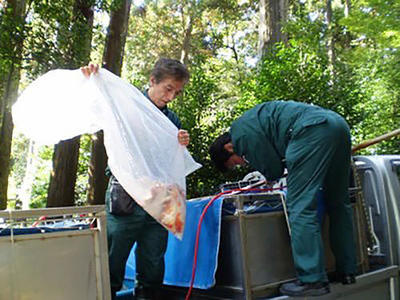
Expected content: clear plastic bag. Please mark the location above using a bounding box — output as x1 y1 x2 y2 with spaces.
12 68 202 239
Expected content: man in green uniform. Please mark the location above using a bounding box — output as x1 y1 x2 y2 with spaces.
82 58 190 300
209 100 357 297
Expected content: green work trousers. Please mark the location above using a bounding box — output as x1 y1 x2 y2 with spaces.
285 111 357 283
105 182 168 297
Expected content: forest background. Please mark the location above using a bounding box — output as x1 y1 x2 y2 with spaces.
0 0 399 210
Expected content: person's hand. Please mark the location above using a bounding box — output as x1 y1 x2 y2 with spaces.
177 129 190 146
80 63 99 78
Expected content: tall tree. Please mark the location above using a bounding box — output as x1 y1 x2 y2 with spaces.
326 0 336 76
47 0 94 208
180 13 193 65
258 0 288 57
344 0 350 17
87 0 132 205
0 0 27 210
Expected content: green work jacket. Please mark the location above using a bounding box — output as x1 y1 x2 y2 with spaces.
230 100 330 181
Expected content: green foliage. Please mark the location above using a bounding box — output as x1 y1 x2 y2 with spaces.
257 43 330 103
24 0 98 78
0 2 26 76
9 133 30 190
171 56 253 198
333 0 400 153
173 58 222 197
341 0 400 48
29 145 53 209
247 42 366 129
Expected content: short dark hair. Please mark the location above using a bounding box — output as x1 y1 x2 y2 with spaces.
151 58 190 84
209 132 233 172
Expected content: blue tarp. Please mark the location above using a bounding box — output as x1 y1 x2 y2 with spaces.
163 197 224 289
0 225 88 236
123 197 224 290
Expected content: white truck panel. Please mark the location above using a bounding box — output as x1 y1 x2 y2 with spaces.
0 206 110 300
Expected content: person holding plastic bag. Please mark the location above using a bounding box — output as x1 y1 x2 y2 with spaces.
82 58 190 300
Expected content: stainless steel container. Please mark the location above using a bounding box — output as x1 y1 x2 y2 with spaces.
213 192 368 299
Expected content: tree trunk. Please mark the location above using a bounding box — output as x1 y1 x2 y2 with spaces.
87 0 132 205
258 0 288 58
343 0 352 47
47 137 81 207
180 15 193 66
47 0 94 208
326 0 336 76
344 0 351 17
0 0 26 210
102 0 132 73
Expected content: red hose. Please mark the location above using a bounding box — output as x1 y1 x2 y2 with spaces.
32 215 47 227
185 186 285 300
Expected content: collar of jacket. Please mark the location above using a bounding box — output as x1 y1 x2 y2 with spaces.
143 89 169 114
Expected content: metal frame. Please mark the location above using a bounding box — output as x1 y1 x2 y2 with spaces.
234 193 288 299
0 205 110 300
215 190 371 299
216 192 294 299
